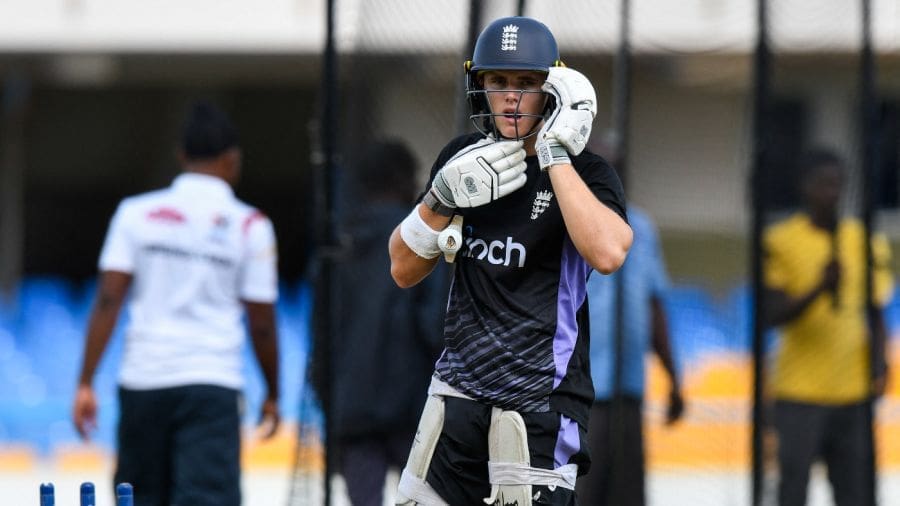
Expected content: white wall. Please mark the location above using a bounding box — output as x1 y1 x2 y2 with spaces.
629 71 752 233
1 0 900 54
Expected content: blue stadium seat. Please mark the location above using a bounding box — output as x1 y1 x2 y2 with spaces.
0 325 15 363
0 289 15 328
664 283 728 366
242 287 313 425
0 397 59 454
72 277 99 324
3 277 319 452
18 277 79 363
718 283 754 351
883 285 900 339
17 276 75 319
0 349 36 396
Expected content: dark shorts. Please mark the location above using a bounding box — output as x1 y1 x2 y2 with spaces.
339 432 413 506
115 384 241 506
425 397 589 506
576 397 645 506
774 399 874 506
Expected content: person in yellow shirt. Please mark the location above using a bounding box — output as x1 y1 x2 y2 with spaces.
764 148 893 506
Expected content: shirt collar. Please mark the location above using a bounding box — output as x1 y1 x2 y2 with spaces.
172 172 234 199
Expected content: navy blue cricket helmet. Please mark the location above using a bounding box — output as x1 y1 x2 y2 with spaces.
465 16 565 139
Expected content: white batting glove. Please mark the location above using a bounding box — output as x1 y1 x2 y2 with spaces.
536 67 598 170
428 138 527 209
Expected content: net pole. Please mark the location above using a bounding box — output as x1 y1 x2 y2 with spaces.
0 75 29 300
859 1 879 503
860 0 876 351
609 0 631 502
313 0 339 503
455 0 484 136
750 0 771 504
612 0 632 185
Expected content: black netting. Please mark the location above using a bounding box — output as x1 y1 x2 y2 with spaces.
294 2 900 505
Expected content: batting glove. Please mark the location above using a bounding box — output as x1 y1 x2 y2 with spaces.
426 138 528 210
536 67 598 170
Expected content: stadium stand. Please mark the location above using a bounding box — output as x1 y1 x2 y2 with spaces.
2 275 900 476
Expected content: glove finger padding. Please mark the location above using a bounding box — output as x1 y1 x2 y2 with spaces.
445 136 502 165
430 137 504 209
439 140 527 208
488 148 526 174
540 67 597 156
496 158 526 186
497 169 528 197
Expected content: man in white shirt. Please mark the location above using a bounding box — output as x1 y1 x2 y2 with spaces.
72 101 280 506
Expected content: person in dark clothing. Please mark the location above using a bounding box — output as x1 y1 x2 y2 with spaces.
333 140 447 506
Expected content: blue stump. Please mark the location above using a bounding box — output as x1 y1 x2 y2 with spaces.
80 482 95 506
39 483 54 506
115 483 133 506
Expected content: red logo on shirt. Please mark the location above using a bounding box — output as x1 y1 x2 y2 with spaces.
242 210 265 236
147 207 186 224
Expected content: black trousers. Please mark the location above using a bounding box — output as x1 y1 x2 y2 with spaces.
115 385 241 506
339 431 413 506
576 397 645 506
774 399 875 506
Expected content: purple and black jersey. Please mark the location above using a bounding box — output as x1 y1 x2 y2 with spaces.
425 133 627 428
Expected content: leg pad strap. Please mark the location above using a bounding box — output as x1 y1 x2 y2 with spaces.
483 408 579 506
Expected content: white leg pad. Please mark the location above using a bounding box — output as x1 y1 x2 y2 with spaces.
483 408 532 506
482 409 579 505
396 394 449 506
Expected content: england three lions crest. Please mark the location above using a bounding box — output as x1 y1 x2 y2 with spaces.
531 190 553 220
500 24 519 51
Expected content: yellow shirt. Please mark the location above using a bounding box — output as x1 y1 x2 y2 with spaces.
764 214 893 404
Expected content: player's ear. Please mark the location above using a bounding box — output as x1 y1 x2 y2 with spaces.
224 148 243 184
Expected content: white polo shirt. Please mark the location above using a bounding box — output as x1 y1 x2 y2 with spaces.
98 172 278 390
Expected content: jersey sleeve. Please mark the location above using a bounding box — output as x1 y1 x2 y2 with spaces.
240 212 279 303
577 155 628 223
98 201 137 273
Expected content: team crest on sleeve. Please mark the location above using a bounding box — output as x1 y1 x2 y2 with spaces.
530 190 553 220
501 24 519 51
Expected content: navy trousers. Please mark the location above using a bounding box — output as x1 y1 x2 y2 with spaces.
115 385 241 506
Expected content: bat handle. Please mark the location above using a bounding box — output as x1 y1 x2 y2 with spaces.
438 215 464 263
